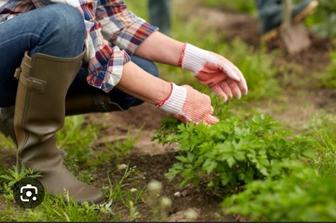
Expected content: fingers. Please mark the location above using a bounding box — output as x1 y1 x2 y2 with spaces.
209 54 248 95
177 86 219 125
228 80 242 99
211 85 228 102
238 75 248 95
233 68 248 95
205 53 240 82
176 113 219 125
220 81 233 99
226 63 248 95
217 59 241 82
204 114 219 125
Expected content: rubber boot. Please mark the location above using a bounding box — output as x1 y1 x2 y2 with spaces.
14 51 104 203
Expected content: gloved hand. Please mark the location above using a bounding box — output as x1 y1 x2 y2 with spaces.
158 83 219 125
179 44 248 102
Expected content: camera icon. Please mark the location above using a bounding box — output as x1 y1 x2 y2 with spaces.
13 177 45 209
20 184 38 203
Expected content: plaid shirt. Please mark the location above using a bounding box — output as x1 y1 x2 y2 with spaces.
0 0 157 92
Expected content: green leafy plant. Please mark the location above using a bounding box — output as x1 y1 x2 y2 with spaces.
156 113 315 194
223 164 336 221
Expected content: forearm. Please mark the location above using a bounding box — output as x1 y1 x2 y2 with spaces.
117 61 219 125
135 31 184 66
117 61 171 104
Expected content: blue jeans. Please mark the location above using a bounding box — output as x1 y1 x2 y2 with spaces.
0 4 158 109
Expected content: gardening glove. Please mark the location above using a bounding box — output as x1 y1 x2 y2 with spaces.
179 43 248 102
158 83 219 125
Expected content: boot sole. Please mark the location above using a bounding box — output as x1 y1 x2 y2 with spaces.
261 0 319 42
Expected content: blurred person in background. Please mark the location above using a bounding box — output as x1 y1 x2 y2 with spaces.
148 0 171 35
256 0 319 40
0 0 247 203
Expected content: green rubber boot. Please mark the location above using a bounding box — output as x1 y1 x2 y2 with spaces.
14 51 104 203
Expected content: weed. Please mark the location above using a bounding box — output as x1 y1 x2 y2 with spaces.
104 166 144 221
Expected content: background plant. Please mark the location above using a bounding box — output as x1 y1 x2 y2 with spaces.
223 165 336 221
319 51 336 89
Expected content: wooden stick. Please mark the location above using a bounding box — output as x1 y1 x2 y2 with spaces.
283 0 293 29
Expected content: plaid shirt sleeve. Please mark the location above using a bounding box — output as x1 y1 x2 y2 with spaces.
50 0 132 93
96 0 158 54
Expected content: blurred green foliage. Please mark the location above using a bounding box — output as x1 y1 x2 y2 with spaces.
224 166 336 221
203 0 256 15
319 51 336 88
306 0 336 37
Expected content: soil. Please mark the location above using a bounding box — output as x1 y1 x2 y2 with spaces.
88 104 232 221
93 151 231 221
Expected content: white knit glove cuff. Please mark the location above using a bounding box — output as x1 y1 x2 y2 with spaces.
160 84 187 115
181 43 218 75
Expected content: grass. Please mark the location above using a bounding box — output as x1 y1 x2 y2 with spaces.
0 169 110 221
0 164 144 221
0 115 141 221
57 116 99 176
308 114 336 177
